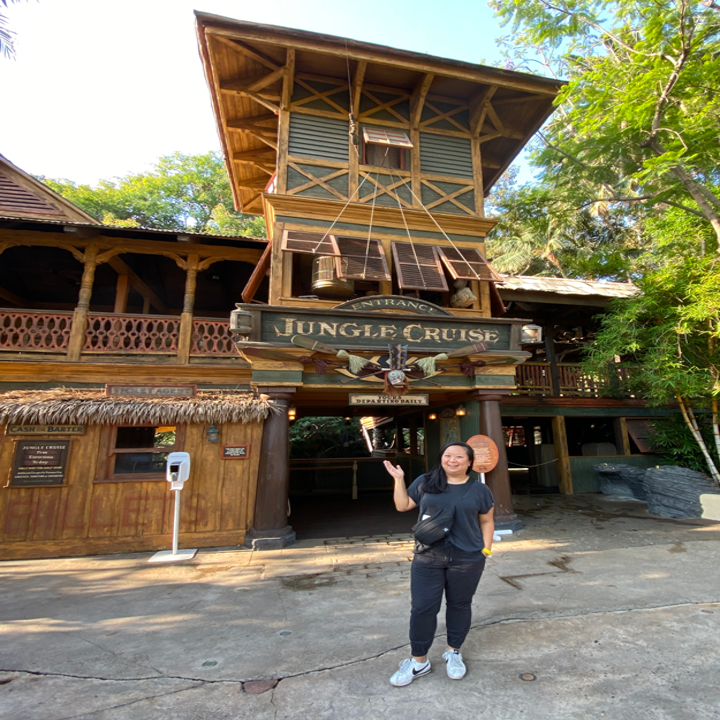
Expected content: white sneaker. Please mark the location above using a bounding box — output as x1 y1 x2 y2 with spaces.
442 649 466 680
389 658 431 686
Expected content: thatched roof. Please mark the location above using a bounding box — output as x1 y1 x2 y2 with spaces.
0 388 277 426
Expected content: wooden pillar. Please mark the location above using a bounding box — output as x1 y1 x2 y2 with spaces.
66 244 99 362
245 387 297 549
177 254 199 365
552 415 573 494
544 326 561 396
614 417 631 456
471 391 521 531
113 272 130 313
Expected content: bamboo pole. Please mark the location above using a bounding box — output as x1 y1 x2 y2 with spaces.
676 394 720 485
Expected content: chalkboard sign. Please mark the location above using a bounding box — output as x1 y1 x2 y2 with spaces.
222 445 249 459
11 440 71 486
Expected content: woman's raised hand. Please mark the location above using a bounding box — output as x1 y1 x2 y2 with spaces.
383 460 405 481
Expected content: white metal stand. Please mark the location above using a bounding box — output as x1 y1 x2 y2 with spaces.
149 487 197 563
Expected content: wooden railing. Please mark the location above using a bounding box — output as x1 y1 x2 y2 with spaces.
0 309 237 361
0 310 73 353
514 362 632 397
83 313 180 354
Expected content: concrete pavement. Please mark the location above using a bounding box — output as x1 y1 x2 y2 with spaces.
2 494 720 719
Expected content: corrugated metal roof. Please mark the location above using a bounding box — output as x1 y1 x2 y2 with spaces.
0 214 268 245
497 275 638 298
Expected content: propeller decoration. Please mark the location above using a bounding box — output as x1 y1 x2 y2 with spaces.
414 342 488 376
290 335 371 374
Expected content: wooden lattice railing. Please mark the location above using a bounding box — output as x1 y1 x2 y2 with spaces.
191 318 236 356
514 362 632 397
0 310 72 353
83 314 180 354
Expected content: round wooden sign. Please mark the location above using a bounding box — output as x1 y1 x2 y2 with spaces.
466 434 499 474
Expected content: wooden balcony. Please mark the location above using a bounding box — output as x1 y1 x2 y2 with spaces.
514 361 632 398
0 309 237 362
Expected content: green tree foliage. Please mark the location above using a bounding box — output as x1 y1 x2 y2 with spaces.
0 0 26 60
289 417 369 459
583 253 720 480
44 152 266 237
493 0 720 250
486 172 644 279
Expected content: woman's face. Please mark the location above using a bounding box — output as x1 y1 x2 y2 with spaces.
441 445 472 476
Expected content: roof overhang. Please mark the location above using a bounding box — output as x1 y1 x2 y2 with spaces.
195 13 565 214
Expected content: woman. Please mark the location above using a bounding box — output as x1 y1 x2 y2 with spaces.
383 441 494 686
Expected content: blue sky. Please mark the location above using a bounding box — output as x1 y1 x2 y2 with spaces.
1 0 537 186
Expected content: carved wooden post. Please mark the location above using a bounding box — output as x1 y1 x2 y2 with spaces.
177 253 199 365
113 272 129 313
66 244 99 362
245 387 297 550
544 325 561 396
470 391 522 531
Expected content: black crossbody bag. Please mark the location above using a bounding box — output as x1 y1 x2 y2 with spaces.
412 480 475 553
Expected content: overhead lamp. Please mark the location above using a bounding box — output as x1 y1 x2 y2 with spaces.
207 423 220 443
456 405 466 417
428 413 438 421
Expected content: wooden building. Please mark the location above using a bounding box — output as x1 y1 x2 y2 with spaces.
0 19 661 559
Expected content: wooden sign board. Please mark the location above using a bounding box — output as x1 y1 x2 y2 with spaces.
6 425 85 436
222 445 249 459
10 440 70 487
106 385 197 398
466 434 499 474
349 394 429 406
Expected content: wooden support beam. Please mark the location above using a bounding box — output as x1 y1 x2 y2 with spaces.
0 285 27 307
113 272 130 313
276 47 295 196
209 33 281 72
410 73 434 128
231 147 277 161
226 113 278 130
351 60 367 117
237 176 273 191
552 415 573 494
469 85 497 136
107 256 169 314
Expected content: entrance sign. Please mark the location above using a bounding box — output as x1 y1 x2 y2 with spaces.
222 445 249 459
11 440 71 486
466 434 499 473
106 385 197 397
7 425 85 436
349 394 429 406
334 295 452 316
231 303 516 353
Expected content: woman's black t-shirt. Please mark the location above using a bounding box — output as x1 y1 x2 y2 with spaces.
407 474 494 553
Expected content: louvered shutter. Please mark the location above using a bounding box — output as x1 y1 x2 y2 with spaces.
362 128 413 148
391 242 448 291
281 230 339 256
335 237 391 281
437 247 501 281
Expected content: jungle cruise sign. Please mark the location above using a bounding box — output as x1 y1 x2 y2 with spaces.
231 302 518 353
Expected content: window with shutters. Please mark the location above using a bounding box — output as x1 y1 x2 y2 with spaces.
362 127 413 170
391 242 448 292
335 237 391 281
437 247 501 282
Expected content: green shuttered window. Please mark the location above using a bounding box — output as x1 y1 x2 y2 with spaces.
419 133 473 179
288 115 349 162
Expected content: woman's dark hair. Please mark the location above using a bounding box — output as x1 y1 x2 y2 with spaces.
420 442 475 494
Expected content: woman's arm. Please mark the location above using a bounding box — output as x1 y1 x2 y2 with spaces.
383 460 417 512
479 507 495 553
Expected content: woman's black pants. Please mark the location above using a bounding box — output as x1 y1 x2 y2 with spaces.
409 542 486 657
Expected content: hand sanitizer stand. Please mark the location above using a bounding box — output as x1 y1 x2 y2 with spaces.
149 452 198 563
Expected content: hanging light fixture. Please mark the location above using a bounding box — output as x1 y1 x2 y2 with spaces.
288 406 297 421
456 405 466 417
207 423 220 443
428 412 438 421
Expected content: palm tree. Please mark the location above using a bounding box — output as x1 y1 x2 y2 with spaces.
1 0 28 60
